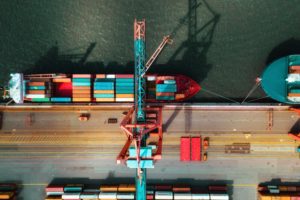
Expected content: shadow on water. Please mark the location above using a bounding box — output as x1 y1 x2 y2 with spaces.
259 178 300 187
289 118 300 134
266 38 300 65
22 42 135 75
150 0 220 84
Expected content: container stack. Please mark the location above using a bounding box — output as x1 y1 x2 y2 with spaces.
24 81 51 102
115 74 134 102
72 74 91 102
156 76 177 101
146 76 156 99
45 183 229 200
93 74 115 102
0 183 17 200
51 78 72 103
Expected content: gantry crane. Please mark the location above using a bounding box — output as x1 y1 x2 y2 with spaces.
117 19 172 200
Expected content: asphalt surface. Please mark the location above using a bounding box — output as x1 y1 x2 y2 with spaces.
0 105 299 199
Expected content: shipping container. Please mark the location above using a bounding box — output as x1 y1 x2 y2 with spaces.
95 98 115 102
79 192 99 199
100 185 118 192
156 84 177 93
46 191 64 196
72 82 91 87
64 184 83 192
191 137 201 161
30 98 50 102
191 193 210 200
61 193 80 199
27 82 45 86
26 90 46 94
180 137 191 161
174 193 192 200
96 74 106 78
116 192 135 199
99 192 117 199
116 94 134 98
73 74 92 78
28 86 46 90
53 78 71 83
45 185 64 192
115 98 134 102
50 97 72 102
116 74 134 78
209 193 229 200
45 196 62 200
0 192 14 199
94 94 114 98
94 90 114 94
72 98 91 102
155 191 173 200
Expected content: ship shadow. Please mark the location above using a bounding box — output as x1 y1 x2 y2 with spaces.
266 38 300 65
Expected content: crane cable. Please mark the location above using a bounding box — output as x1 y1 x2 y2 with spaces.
241 78 262 104
201 88 239 103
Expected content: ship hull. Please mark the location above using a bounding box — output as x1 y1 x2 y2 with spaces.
261 55 300 104
9 73 200 104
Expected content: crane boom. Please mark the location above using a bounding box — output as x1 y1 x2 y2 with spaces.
142 36 173 76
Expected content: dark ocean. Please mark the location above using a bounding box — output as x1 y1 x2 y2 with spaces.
1 0 300 103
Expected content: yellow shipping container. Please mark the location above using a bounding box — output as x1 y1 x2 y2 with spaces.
45 196 62 200
280 196 291 200
0 191 14 199
116 94 134 98
72 98 91 102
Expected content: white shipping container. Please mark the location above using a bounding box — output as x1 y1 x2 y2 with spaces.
99 192 117 199
46 191 64 196
147 76 156 81
191 193 210 200
117 192 135 199
209 193 229 200
106 74 116 78
174 193 192 200
155 191 173 200
25 94 48 98
62 192 81 199
115 98 134 102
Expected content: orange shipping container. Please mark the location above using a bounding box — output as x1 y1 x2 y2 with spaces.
0 192 14 199
156 92 174 96
95 98 115 102
72 94 91 98
100 185 118 192
175 94 185 99
53 78 71 83
72 74 91 78
27 82 45 86
94 90 114 94
45 196 62 200
72 98 91 102
116 94 134 98
26 90 46 94
290 66 300 70
72 90 91 94
288 93 300 97
72 86 90 90
96 74 106 78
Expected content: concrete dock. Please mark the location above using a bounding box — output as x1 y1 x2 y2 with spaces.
0 104 299 199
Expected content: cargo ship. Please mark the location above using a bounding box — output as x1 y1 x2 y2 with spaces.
261 55 300 104
8 73 200 104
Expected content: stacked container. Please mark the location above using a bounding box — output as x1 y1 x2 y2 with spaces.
72 74 91 102
24 81 50 102
115 74 134 102
0 183 17 200
146 76 156 100
156 76 177 101
51 78 72 103
93 74 115 102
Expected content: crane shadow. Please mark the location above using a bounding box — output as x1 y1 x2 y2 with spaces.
149 0 220 85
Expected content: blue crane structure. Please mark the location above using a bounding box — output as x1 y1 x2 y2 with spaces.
117 19 172 200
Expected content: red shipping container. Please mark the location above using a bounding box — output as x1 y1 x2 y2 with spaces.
291 197 300 200
155 185 172 190
146 194 154 200
116 74 134 78
45 185 64 192
209 185 227 192
180 137 191 161
27 82 45 86
191 137 201 161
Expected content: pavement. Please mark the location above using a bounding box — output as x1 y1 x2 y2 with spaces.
0 105 299 200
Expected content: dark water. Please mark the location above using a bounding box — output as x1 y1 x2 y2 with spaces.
1 0 300 102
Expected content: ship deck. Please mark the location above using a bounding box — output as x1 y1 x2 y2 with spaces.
0 104 299 199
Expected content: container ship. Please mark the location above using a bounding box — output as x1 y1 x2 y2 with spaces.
261 55 300 104
8 73 200 104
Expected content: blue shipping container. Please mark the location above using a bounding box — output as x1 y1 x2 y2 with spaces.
94 85 114 90
72 82 91 86
156 84 177 92
51 97 72 102
94 94 114 98
156 96 175 100
72 78 91 82
28 86 46 90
